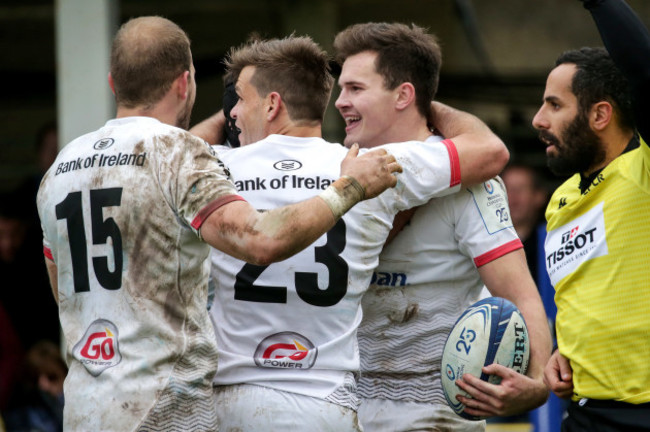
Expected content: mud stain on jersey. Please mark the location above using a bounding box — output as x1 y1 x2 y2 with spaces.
163 286 184 333
125 200 184 335
120 400 144 418
388 302 419 324
341 406 363 432
133 139 145 155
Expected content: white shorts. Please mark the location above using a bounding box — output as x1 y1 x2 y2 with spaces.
215 384 363 431
358 398 486 432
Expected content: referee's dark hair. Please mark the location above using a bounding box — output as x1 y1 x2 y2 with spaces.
557 47 635 133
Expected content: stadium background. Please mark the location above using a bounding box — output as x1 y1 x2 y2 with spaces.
4 0 650 192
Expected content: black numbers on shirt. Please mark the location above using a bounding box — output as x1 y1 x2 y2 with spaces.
55 188 124 293
234 218 349 307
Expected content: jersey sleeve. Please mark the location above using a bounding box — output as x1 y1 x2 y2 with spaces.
587 0 650 143
155 131 243 236
378 139 462 211
457 177 523 267
42 237 54 262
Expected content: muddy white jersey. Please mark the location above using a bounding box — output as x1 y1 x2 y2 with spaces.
209 134 461 410
37 117 241 432
357 175 522 405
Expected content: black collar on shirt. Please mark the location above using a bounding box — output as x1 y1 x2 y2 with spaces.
578 134 640 194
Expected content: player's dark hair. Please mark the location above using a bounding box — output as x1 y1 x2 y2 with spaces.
333 22 442 119
222 74 240 147
225 36 334 124
556 47 635 132
110 16 192 109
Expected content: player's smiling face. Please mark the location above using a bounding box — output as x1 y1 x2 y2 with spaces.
230 66 268 146
335 51 401 148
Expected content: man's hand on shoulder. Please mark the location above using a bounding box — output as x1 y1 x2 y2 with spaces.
340 143 402 200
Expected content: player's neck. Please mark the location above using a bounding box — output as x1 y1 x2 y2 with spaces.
115 104 179 128
385 118 433 144
272 120 323 139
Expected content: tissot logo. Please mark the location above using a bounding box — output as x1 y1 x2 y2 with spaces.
561 226 579 244
93 138 114 150
545 202 608 285
273 160 302 171
547 227 597 268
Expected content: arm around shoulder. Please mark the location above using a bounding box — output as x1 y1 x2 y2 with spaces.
431 101 509 187
200 144 400 265
189 110 227 145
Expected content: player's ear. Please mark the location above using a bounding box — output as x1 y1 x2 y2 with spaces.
266 92 282 121
590 101 613 132
108 73 116 96
173 70 190 100
395 82 416 111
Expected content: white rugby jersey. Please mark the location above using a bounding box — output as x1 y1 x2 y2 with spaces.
209 134 461 410
357 172 522 405
37 116 241 432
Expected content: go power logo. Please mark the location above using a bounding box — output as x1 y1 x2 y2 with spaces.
72 319 122 376
254 332 317 369
545 202 608 286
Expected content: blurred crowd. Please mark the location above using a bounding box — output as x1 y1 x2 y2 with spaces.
1 123 66 432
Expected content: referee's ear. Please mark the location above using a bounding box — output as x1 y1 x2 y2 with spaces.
589 101 613 132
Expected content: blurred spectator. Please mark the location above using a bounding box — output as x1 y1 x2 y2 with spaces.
14 121 58 229
0 196 29 265
0 192 59 349
2 340 66 432
0 302 23 412
1 127 61 351
501 163 549 278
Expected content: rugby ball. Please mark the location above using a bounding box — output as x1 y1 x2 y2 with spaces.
441 297 530 420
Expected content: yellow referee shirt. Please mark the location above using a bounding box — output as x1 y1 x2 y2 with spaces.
545 138 650 403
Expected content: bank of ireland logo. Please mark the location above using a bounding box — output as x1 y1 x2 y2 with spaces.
93 138 114 150
273 160 302 171
484 181 494 194
254 332 317 369
72 319 122 376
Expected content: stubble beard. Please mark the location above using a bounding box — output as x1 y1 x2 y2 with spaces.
544 110 606 176
177 101 193 130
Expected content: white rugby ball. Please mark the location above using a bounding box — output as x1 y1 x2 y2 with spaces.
441 297 530 420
